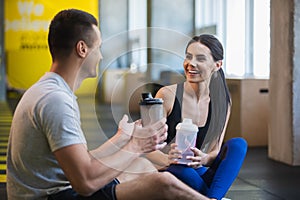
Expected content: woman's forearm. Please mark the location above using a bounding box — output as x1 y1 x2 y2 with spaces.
145 150 169 168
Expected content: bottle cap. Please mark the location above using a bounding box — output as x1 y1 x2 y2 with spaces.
139 92 163 105
176 118 198 132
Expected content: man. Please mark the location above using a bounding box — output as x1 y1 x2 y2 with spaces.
6 9 209 200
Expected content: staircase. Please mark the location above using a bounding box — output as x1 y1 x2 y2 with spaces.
0 101 12 183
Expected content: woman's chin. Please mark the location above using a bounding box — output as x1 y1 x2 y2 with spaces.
186 78 206 84
186 76 200 82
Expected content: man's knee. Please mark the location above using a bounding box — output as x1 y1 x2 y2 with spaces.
151 172 179 189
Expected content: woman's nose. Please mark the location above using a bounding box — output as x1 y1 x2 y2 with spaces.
189 59 197 67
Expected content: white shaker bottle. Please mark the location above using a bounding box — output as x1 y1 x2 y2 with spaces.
175 118 198 164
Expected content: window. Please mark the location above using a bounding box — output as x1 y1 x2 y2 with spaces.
150 0 194 80
195 0 270 78
128 0 147 73
100 0 271 79
99 0 129 70
224 0 246 76
253 0 270 77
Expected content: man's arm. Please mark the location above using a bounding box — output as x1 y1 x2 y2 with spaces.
54 117 167 196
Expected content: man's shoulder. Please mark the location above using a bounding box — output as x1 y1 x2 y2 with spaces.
25 79 75 113
32 73 73 98
26 82 70 104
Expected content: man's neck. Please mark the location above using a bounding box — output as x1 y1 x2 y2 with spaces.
50 59 81 92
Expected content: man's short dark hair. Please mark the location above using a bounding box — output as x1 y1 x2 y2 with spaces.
48 9 98 61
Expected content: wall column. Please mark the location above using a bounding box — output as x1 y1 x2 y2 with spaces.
269 0 300 165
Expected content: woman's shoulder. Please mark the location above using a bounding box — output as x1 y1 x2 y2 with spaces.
156 84 177 98
155 83 179 116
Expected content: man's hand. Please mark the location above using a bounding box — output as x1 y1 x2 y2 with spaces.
129 118 168 154
118 115 135 138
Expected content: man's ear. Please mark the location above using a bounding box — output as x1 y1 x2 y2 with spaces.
76 40 88 58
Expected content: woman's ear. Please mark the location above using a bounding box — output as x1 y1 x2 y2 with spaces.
214 60 223 71
76 40 88 58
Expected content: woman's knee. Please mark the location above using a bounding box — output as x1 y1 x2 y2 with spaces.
230 137 247 147
226 137 247 155
217 137 248 166
166 164 196 177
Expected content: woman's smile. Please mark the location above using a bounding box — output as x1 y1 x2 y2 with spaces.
186 69 201 78
188 69 200 74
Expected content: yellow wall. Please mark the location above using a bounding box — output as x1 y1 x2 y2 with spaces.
5 0 99 95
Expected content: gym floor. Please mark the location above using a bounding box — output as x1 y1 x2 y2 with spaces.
0 95 300 200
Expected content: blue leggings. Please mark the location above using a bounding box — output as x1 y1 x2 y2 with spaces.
166 137 247 200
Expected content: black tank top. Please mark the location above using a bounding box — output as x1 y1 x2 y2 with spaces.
166 82 211 148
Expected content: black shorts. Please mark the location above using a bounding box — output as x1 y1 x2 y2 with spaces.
48 179 119 200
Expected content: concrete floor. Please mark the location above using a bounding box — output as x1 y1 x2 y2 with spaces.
1 96 300 199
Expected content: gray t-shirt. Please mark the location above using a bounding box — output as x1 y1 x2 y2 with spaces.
7 72 87 199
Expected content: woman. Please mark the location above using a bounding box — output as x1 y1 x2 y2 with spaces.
146 34 247 200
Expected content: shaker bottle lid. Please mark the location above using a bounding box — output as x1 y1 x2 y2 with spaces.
176 118 198 132
139 92 163 105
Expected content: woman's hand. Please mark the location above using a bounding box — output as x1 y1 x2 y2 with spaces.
186 147 209 168
168 143 182 165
